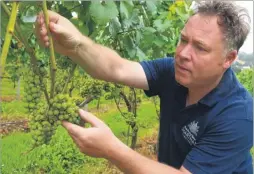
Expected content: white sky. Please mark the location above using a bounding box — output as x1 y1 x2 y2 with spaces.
235 1 253 54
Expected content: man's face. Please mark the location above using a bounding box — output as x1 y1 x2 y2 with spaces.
174 14 233 88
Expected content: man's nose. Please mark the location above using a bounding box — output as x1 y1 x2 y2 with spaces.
179 44 192 60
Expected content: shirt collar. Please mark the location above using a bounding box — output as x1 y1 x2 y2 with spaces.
175 68 239 108
198 68 239 107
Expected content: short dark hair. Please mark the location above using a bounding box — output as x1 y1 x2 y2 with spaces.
193 0 251 52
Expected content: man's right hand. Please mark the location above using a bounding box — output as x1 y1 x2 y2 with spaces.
35 10 83 57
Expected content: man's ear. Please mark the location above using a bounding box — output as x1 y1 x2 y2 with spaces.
223 50 238 69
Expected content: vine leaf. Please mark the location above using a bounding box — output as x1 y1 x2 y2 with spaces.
109 17 121 38
89 1 118 25
120 1 134 19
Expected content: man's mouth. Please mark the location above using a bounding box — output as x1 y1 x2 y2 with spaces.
176 64 191 73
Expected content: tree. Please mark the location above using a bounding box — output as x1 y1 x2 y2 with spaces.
236 68 253 95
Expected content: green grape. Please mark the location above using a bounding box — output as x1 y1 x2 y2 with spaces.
53 110 59 116
49 99 54 105
63 114 69 120
61 103 68 110
32 93 39 99
56 120 62 126
59 115 64 121
26 95 33 102
59 110 65 115
67 108 73 114
48 110 53 117
55 103 61 109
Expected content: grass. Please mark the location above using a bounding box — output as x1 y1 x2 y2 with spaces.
0 132 32 174
0 78 25 96
0 100 29 119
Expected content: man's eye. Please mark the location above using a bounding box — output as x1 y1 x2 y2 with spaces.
196 45 206 51
181 38 187 43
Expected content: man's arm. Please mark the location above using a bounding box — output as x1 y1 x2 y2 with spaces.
62 109 191 174
107 140 191 174
70 37 149 90
36 11 148 90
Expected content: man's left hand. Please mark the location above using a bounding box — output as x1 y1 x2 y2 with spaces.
62 109 121 158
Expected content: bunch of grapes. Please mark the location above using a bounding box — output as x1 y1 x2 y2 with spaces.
54 69 69 94
23 70 43 113
48 94 80 125
29 105 54 146
80 78 104 99
29 94 81 147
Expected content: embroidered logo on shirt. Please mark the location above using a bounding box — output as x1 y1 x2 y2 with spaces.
181 121 199 146
188 121 199 136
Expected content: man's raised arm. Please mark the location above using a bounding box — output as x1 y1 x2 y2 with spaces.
35 10 149 90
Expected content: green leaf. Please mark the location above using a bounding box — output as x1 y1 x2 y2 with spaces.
78 2 91 22
109 17 122 37
152 48 164 58
146 1 157 16
19 1 39 15
62 1 80 10
79 25 89 36
141 34 156 49
70 18 79 27
143 27 156 34
59 4 72 19
153 19 171 32
135 30 142 45
19 23 34 42
136 47 146 61
89 1 118 25
120 1 134 19
124 35 136 58
86 17 96 36
70 18 89 35
27 5 40 16
175 8 189 21
154 38 165 47
122 9 139 29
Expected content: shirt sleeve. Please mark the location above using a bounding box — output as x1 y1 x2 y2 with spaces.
139 57 175 97
183 109 253 174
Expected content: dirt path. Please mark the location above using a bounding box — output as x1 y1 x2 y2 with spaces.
0 119 29 136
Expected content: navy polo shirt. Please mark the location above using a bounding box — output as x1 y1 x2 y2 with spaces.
140 57 253 174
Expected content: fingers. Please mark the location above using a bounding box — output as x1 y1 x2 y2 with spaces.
62 121 83 137
35 12 48 47
47 10 60 23
35 10 61 47
79 109 106 128
37 10 60 25
62 123 83 148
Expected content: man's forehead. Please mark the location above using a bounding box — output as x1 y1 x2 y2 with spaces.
182 14 221 37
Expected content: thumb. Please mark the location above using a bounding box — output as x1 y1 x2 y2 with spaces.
79 109 105 128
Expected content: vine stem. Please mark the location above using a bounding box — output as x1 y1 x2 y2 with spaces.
0 2 19 77
61 63 77 94
42 0 57 99
1 1 50 105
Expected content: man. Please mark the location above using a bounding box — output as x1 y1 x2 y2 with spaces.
35 1 253 173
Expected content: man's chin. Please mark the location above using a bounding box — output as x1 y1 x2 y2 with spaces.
175 74 190 88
